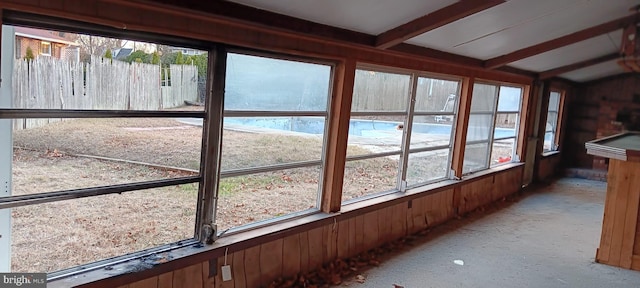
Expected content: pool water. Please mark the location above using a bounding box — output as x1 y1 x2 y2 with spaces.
224 116 516 138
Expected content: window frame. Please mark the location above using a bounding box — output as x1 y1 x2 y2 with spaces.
543 89 564 153
0 19 212 280
39 41 51 56
463 81 524 175
214 48 337 235
343 64 461 204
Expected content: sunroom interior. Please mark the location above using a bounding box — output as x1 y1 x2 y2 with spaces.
1 0 640 287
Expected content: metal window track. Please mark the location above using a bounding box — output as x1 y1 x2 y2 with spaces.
0 109 206 119
223 110 327 117
219 160 323 178
408 144 451 154
0 176 201 209
345 150 403 162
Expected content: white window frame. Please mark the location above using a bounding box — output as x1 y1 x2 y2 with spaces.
40 41 51 56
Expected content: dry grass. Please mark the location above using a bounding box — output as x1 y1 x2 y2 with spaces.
14 118 203 170
9 116 510 273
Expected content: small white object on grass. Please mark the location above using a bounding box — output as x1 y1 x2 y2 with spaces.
453 259 464 266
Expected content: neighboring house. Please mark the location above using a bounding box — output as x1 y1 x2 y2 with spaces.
169 46 205 56
14 26 80 62
112 47 133 60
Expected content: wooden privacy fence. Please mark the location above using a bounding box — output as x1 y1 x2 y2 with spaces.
12 56 198 131
161 64 199 108
352 70 460 112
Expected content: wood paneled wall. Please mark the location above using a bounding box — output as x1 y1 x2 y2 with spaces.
112 167 523 288
537 154 562 181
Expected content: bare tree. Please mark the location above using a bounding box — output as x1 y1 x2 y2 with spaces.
70 34 124 62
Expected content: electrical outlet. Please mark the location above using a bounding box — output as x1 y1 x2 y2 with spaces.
221 265 232 281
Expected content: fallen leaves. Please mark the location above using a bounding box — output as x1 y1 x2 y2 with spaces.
267 237 416 288
45 148 64 157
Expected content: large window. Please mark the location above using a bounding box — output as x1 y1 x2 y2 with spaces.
218 52 333 232
0 18 529 281
543 90 562 152
343 67 460 203
2 24 207 277
463 83 522 174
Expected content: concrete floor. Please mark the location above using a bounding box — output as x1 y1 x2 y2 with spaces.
351 178 640 288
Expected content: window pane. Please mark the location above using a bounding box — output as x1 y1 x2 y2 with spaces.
491 86 522 166
491 138 515 165
543 132 556 151
414 77 459 112
216 166 320 232
346 116 405 156
549 91 561 112
225 53 331 111
352 69 411 112
470 83 497 112
497 86 522 112
219 54 330 230
463 142 489 174
406 149 450 186
546 111 558 132
12 118 201 196
494 113 518 137
410 115 453 149
11 25 206 111
466 114 493 142
11 185 198 273
342 156 399 203
221 117 325 170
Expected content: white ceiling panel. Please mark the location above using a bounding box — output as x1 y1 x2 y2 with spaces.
228 0 458 35
509 30 622 72
559 59 625 82
407 0 638 60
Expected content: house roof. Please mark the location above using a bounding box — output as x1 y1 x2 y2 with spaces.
14 26 79 46
149 0 640 83
114 48 133 59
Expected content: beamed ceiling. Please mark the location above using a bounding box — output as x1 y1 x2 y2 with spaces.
147 0 640 82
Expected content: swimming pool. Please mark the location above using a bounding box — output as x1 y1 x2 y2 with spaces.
223 116 517 139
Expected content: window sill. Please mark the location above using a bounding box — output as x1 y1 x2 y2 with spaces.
49 162 525 288
463 162 523 181
541 150 561 157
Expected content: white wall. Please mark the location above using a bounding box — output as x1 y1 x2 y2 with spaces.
0 25 15 272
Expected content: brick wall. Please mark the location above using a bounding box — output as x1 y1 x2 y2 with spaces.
564 74 640 170
15 36 64 59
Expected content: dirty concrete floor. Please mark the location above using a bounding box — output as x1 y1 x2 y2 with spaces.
350 178 640 288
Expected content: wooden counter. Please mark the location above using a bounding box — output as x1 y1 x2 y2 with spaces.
586 132 640 270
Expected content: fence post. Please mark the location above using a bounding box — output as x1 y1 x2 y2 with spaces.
0 24 15 272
